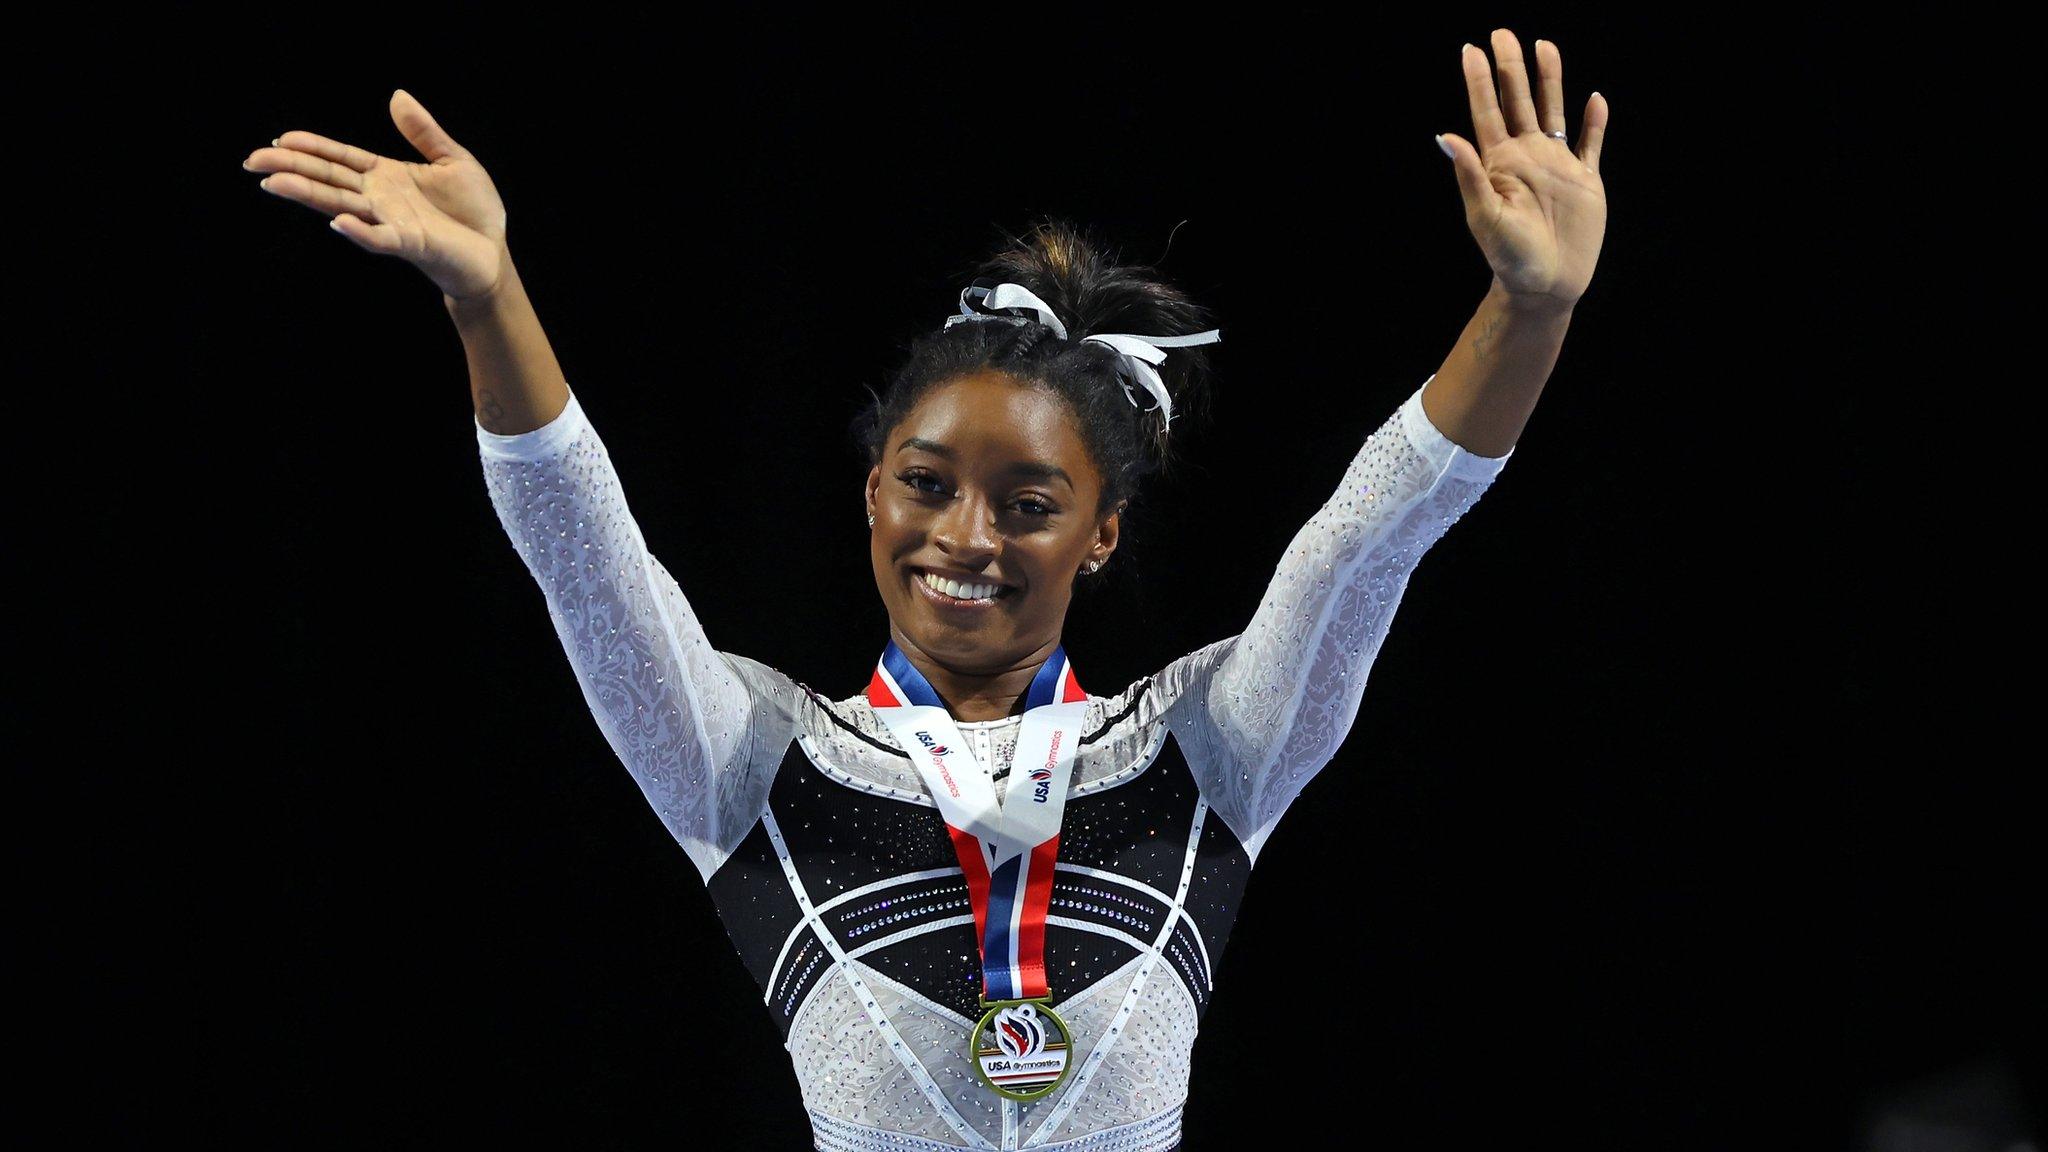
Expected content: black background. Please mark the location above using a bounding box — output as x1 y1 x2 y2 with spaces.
40 9 2029 1151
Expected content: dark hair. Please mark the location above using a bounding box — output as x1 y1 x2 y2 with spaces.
851 216 1219 547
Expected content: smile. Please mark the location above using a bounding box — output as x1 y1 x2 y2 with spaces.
913 568 1014 609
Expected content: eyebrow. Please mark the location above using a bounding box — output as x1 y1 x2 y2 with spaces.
895 436 1074 490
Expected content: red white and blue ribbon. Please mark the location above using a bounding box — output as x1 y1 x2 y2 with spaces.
867 639 1089 1003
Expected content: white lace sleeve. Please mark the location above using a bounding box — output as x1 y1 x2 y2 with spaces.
1171 373 1514 864
476 389 767 884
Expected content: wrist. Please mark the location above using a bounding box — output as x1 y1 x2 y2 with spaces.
1489 275 1577 321
444 244 517 321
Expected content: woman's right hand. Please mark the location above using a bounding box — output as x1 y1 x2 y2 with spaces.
244 89 510 301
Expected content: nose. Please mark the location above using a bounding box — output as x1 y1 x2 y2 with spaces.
931 488 1002 564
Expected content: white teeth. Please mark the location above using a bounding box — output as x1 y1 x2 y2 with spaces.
922 571 1003 601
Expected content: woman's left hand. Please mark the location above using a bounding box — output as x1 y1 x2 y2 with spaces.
1439 29 1609 311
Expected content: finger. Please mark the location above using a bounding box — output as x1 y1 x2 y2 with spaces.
257 171 378 222
1438 132 1500 220
1488 28 1541 138
327 212 406 256
1533 38 1567 139
242 146 365 193
1461 42 1508 149
273 130 379 175
1579 91 1608 175
389 88 470 164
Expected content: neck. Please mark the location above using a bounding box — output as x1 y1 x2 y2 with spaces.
889 629 1056 723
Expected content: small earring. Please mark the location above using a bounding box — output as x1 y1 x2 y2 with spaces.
867 513 875 528
1084 560 1101 574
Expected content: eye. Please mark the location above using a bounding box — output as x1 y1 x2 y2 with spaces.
897 469 947 496
897 470 1057 517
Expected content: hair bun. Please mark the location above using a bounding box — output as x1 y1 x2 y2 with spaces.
981 217 1217 465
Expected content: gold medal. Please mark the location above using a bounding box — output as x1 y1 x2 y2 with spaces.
969 997 1074 1101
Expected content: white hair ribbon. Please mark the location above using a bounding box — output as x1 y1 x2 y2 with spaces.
942 280 1221 430
945 281 1072 338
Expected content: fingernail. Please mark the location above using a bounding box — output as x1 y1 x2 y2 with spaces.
272 138 280 146
329 219 345 233
1461 42 1473 54
260 176 272 190
1436 134 1454 160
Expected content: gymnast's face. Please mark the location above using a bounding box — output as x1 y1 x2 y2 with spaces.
866 370 1119 679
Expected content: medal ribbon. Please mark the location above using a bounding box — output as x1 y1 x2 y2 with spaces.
867 639 1089 1003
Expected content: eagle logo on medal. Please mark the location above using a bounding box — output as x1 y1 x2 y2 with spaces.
970 999 1074 1101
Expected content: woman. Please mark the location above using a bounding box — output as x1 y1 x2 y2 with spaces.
242 27 1606 1150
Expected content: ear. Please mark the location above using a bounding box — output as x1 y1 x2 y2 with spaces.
865 464 883 519
1092 499 1125 567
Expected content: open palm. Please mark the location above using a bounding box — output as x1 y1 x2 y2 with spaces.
1437 29 1610 309
243 89 509 299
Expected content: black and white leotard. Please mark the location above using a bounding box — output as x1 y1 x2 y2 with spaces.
476 374 1511 1151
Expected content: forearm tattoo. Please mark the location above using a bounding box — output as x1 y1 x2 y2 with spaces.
477 388 506 433
1472 311 1506 362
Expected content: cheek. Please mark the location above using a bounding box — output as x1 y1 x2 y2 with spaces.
877 520 915 555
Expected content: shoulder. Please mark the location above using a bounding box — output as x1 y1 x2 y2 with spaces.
708 653 915 792
1017 640 1243 746
1145 635 1240 725
715 650 794 707
711 651 824 749
1065 647 1236 790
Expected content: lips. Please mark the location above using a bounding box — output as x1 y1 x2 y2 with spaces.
915 566 1016 593
911 568 1013 610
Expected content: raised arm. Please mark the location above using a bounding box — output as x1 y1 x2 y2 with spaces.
477 379 770 877
244 91 775 882
422 152 767 883
477 382 768 885
1179 371 1513 863
1173 27 1609 861
419 153 769 887
462 253 768 884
